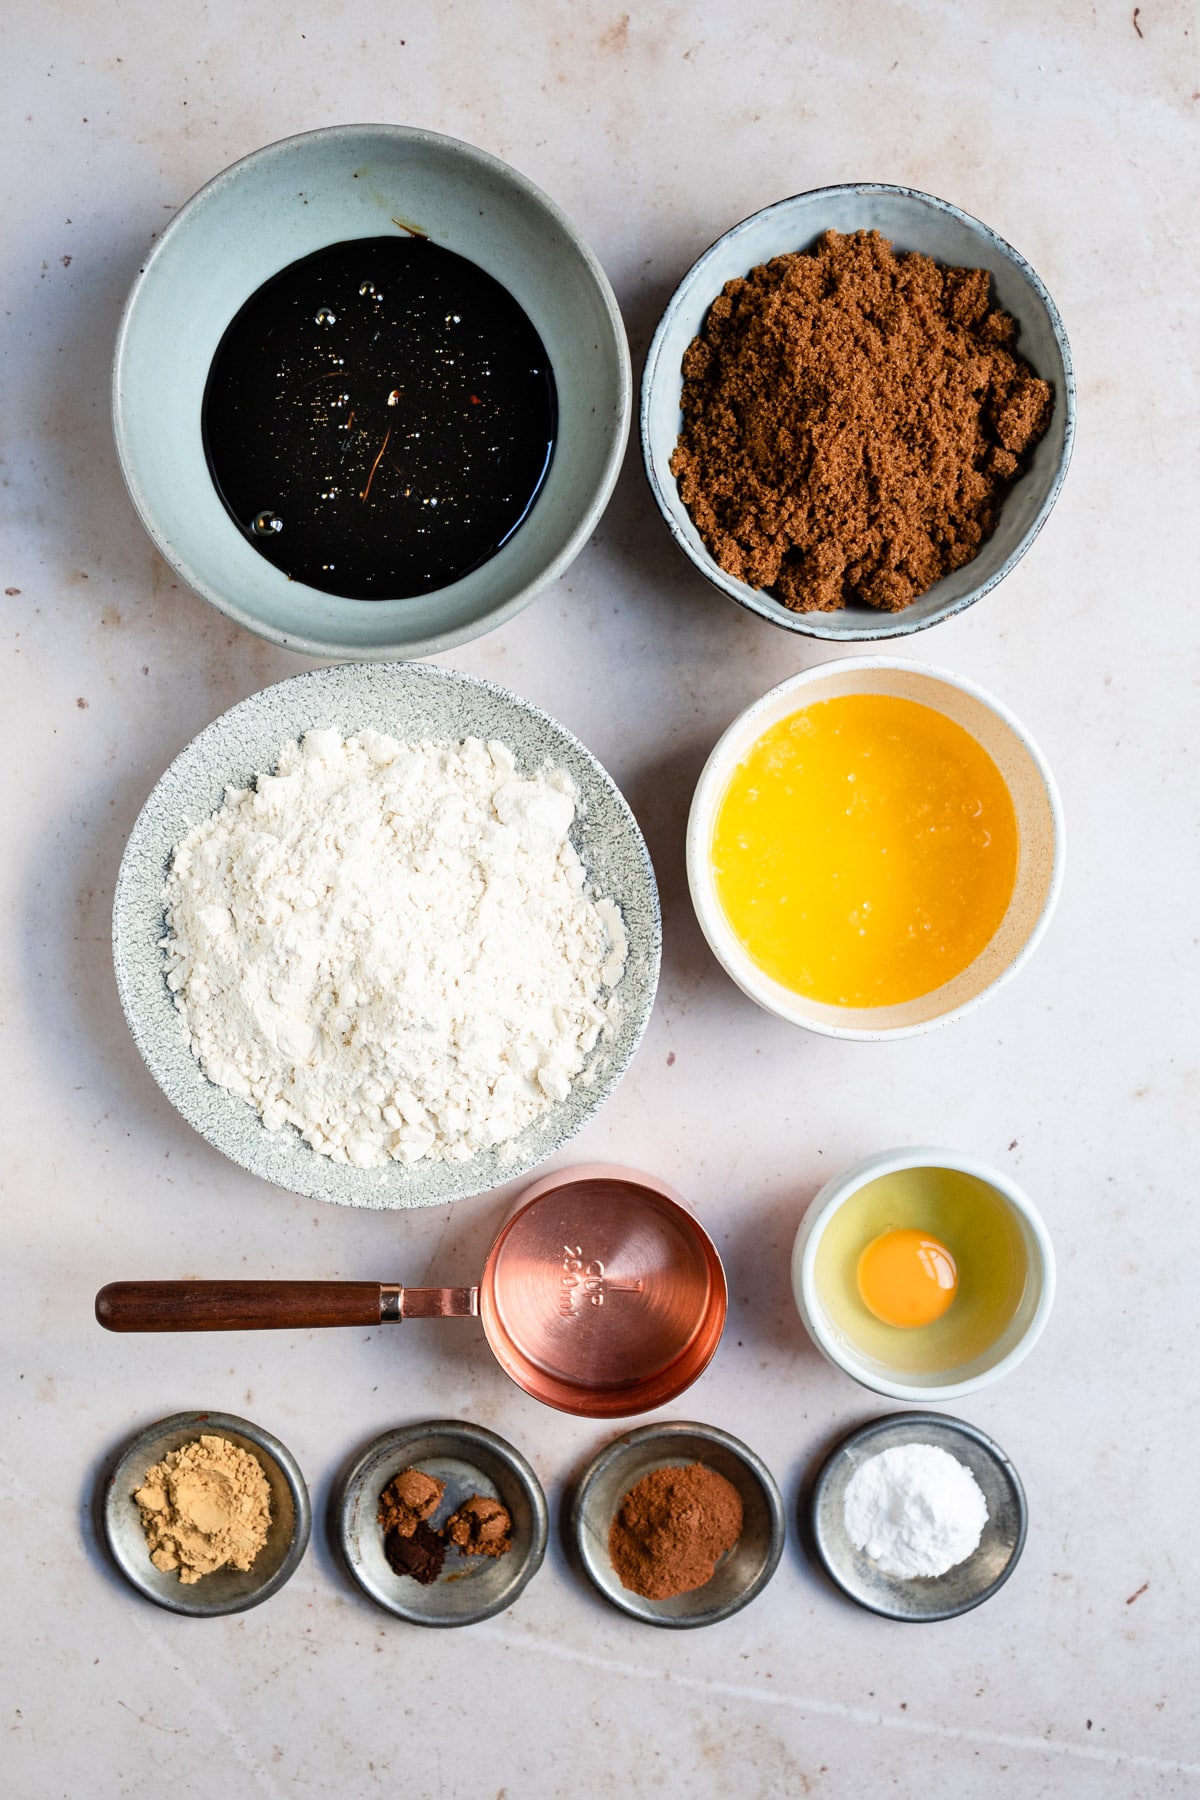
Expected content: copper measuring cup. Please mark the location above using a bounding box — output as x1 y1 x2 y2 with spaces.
95 1164 727 1419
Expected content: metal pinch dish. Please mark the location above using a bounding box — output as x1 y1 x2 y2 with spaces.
99 1411 311 1617
805 1412 1028 1622
332 1421 548 1627
96 1165 728 1419
569 1421 785 1627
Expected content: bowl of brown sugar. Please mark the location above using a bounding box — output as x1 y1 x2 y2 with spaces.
642 184 1074 640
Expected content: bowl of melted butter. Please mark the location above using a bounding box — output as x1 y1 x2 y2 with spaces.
686 656 1063 1039
792 1148 1056 1402
113 124 630 658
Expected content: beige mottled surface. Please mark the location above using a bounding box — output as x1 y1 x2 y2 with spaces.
3 3 1198 1795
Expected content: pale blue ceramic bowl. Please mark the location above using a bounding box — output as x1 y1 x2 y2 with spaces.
113 125 630 659
642 183 1075 640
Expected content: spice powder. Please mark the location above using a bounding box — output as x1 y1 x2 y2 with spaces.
670 229 1053 614
609 1462 743 1600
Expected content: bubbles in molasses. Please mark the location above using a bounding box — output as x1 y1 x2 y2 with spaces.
203 237 556 599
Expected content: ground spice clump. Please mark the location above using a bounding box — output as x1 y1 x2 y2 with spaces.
670 229 1053 614
134 1433 272 1584
378 1468 513 1584
378 1467 445 1539
444 1495 513 1559
384 1519 447 1586
609 1462 743 1600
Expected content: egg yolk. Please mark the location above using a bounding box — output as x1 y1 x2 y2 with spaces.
856 1228 958 1328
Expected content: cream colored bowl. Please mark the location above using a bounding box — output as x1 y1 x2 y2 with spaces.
791 1147 1056 1402
685 657 1063 1040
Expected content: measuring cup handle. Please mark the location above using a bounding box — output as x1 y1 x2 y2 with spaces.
95 1280 384 1332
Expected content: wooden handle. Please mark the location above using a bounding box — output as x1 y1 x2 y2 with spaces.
95 1280 384 1332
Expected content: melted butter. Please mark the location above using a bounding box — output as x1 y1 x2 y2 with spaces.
712 693 1019 1007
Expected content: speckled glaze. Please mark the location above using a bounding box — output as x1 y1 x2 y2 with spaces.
641 183 1075 641
99 1410 311 1618
806 1413 1028 1623
112 663 661 1209
112 124 631 659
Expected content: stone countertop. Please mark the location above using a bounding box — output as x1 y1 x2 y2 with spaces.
3 3 1197 1795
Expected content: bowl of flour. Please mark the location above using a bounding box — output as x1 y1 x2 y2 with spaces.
113 663 660 1208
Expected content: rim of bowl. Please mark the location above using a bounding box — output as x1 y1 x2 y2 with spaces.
568 1420 786 1628
791 1146 1057 1402
112 122 632 661
101 1409 312 1615
685 655 1065 1041
640 181 1076 640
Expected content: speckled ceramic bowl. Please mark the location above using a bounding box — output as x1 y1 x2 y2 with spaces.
568 1422 785 1627
100 1410 311 1617
805 1412 1027 1621
642 183 1074 640
112 662 660 1208
332 1421 548 1626
113 124 630 659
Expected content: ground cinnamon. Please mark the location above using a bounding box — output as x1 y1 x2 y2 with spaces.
609 1462 743 1600
670 229 1053 614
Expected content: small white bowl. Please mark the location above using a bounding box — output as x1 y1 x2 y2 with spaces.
791 1147 1056 1403
642 183 1074 641
686 656 1063 1040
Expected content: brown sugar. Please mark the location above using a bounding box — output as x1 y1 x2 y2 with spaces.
609 1462 743 1600
670 229 1053 614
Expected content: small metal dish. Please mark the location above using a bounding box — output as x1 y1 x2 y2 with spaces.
805 1412 1027 1622
100 1410 311 1616
569 1421 784 1628
332 1421 548 1625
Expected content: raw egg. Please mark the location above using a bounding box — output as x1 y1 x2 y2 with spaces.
856 1228 958 1328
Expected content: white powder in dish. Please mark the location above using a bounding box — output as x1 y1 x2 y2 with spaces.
842 1442 989 1579
160 729 627 1168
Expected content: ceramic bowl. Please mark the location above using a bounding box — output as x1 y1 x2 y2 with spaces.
331 1421 548 1626
112 662 660 1209
791 1147 1056 1402
113 124 630 659
686 657 1063 1040
805 1412 1028 1621
642 183 1074 640
568 1421 785 1627
100 1410 311 1616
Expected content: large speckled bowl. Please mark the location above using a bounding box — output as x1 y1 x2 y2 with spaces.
112 663 660 1209
112 124 630 659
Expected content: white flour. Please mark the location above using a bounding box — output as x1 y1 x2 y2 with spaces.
842 1442 989 1579
161 729 627 1167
